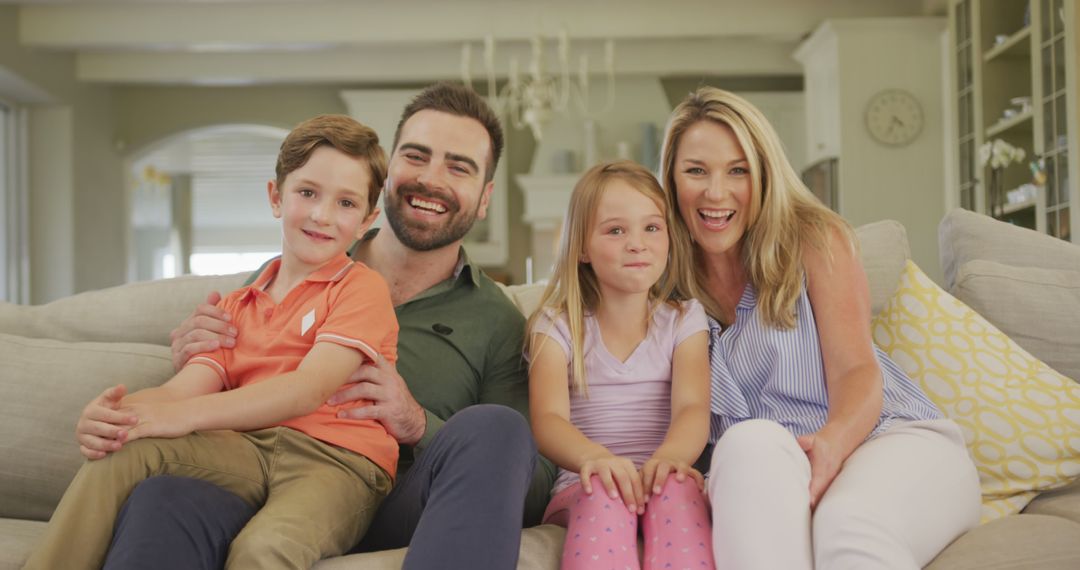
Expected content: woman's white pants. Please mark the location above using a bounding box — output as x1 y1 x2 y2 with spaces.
707 419 980 570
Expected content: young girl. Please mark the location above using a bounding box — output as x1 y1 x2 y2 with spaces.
528 160 715 570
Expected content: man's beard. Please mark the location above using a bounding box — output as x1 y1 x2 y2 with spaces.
384 181 481 252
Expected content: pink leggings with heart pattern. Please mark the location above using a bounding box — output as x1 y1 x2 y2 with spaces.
542 475 715 570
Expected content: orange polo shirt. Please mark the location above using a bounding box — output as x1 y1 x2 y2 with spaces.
188 253 400 477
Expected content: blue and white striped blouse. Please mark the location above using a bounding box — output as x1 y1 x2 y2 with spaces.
708 281 941 443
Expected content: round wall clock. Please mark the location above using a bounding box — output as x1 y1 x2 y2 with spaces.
864 89 924 147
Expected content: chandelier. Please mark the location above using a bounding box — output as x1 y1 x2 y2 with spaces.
461 33 615 140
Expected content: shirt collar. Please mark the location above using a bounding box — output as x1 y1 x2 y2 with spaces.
242 253 353 299
350 227 478 287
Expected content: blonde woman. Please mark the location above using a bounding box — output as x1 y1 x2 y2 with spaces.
528 161 715 570
660 87 980 569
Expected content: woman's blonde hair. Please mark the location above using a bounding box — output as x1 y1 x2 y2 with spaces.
526 160 695 395
661 87 855 328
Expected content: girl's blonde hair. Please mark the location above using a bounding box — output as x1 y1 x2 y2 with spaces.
526 160 695 395
661 87 855 329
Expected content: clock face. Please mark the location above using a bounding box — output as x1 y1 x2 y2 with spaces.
865 89 924 146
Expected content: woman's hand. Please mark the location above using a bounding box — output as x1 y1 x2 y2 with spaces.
641 454 705 501
75 385 138 460
796 431 845 509
579 454 645 513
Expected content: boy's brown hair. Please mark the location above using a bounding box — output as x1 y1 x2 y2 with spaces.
392 82 504 183
275 114 388 212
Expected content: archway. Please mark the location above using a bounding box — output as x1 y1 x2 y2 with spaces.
125 124 288 281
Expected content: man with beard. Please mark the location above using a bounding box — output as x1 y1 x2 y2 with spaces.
92 83 555 570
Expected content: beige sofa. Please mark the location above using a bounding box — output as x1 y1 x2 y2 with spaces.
2 209 1078 569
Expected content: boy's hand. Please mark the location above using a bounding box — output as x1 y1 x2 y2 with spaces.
123 401 194 441
170 291 237 372
76 384 138 460
579 454 645 514
641 454 705 502
328 354 426 446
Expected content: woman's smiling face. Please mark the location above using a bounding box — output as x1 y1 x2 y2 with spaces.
672 120 753 258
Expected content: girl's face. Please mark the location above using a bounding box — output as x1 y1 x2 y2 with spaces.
583 179 669 299
672 120 753 258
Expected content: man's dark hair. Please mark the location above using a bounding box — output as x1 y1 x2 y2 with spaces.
392 82 504 183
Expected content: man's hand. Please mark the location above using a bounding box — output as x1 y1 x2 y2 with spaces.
579 454 645 514
169 292 237 372
796 431 845 509
327 354 426 446
122 401 194 441
76 385 138 460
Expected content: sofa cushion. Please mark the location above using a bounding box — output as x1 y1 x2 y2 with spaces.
854 219 911 317
953 260 1080 383
310 524 565 570
0 273 246 346
0 334 173 521
1024 479 1080 526
938 208 1080 291
924 514 1080 570
0 518 46 570
871 261 1080 522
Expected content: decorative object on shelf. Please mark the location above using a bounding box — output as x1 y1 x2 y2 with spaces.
460 33 615 141
864 89 924 147
979 139 1027 218
1030 158 1047 186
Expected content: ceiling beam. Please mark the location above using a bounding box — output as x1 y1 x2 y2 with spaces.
77 37 802 84
21 0 925 50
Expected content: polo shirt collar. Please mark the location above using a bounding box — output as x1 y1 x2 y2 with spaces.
242 254 354 299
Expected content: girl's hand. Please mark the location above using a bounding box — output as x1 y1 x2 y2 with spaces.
122 401 194 441
641 455 706 501
76 385 138 460
580 454 645 513
796 431 845 509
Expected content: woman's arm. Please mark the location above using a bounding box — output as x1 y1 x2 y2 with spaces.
529 334 645 511
123 342 365 440
641 330 710 496
800 224 884 506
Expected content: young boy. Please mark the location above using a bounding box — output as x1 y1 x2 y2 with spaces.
24 115 399 570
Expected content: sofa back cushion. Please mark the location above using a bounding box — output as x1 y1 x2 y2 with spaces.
938 208 1080 290
0 273 247 345
953 260 1080 382
0 334 174 521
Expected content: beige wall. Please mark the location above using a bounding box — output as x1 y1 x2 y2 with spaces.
114 85 348 156
0 6 124 302
835 19 947 282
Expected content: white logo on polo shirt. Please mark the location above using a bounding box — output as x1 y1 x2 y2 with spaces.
300 309 316 336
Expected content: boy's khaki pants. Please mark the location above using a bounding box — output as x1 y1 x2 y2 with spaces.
23 427 392 570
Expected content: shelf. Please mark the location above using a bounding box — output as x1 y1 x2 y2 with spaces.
985 109 1033 138
1001 198 1037 215
984 26 1032 62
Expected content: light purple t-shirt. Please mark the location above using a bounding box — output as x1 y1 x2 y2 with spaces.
532 299 708 494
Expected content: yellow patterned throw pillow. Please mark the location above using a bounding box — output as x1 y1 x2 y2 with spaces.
871 260 1080 523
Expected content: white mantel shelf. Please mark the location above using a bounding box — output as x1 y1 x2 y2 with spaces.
517 174 579 232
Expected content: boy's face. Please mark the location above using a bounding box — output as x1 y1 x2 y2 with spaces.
268 145 379 274
382 110 495 252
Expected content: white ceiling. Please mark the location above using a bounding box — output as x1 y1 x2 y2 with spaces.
9 0 945 85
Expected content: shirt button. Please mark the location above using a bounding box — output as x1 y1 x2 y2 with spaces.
264 309 273 318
